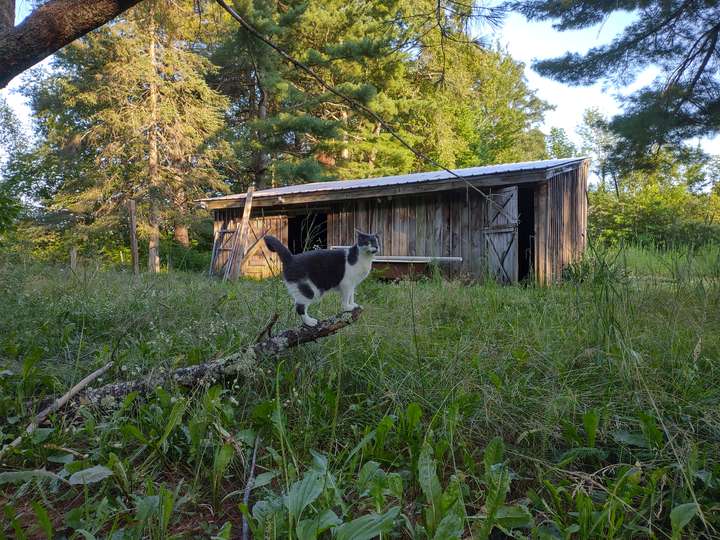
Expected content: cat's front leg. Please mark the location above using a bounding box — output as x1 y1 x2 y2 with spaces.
340 286 355 312
341 286 360 311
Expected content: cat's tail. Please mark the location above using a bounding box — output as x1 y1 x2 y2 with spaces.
264 235 293 266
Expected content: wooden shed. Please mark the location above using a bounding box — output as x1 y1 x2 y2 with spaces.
202 157 589 284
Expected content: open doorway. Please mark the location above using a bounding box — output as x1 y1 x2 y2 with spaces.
517 186 535 281
287 213 328 254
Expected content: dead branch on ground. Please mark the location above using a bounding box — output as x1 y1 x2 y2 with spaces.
74 308 362 408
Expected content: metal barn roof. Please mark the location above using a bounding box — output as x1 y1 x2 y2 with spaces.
201 157 587 208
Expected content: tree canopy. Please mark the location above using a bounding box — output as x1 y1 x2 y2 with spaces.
2 0 549 263
510 1 720 156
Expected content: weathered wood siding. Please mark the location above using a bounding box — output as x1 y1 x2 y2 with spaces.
327 189 490 277
213 208 287 279
534 160 588 284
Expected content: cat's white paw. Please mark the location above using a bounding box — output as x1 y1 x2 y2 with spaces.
302 315 318 327
342 303 361 312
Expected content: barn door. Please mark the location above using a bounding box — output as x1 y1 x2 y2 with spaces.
484 186 519 283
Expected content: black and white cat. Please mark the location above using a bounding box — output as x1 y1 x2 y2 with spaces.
264 231 380 326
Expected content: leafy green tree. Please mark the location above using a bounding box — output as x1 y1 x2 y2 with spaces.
588 145 720 245
0 95 24 231
0 95 24 160
576 108 622 194
510 1 720 155
545 127 577 159
404 41 549 169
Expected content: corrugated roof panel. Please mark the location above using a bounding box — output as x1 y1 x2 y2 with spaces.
201 157 585 202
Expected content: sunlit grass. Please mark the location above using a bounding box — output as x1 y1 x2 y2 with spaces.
1 244 719 538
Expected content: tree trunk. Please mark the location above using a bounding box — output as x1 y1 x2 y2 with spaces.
71 308 362 408
340 109 350 160
250 72 269 188
0 0 144 88
174 224 190 247
0 0 14 33
147 14 161 273
368 122 382 167
611 171 620 199
69 246 78 271
148 205 161 272
128 199 140 275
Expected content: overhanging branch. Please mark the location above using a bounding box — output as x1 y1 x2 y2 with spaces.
0 0 144 88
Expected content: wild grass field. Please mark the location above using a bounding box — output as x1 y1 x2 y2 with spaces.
1 244 719 539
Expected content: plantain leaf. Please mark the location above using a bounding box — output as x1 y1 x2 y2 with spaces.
252 470 278 489
333 507 399 540
582 409 600 448
495 505 534 530
670 503 698 540
158 398 188 448
483 437 504 475
297 509 342 540
68 465 113 485
285 471 324 519
432 512 463 540
418 443 442 505
0 469 66 485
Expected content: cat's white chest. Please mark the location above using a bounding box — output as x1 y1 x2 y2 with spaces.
343 255 373 285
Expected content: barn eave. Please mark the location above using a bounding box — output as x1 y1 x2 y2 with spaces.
200 157 588 211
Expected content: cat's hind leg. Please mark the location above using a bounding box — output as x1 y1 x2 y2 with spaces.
288 280 319 326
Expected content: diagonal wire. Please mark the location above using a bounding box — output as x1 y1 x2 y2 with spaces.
214 0 517 224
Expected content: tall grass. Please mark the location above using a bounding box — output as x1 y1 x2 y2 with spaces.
1 244 719 538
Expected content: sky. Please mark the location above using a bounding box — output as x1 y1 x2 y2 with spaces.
495 10 719 154
2 2 719 156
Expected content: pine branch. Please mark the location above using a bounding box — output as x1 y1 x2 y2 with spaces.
213 0 518 223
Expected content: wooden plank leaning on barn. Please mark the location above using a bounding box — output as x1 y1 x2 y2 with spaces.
224 184 255 281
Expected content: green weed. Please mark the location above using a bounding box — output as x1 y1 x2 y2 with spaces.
1 245 719 538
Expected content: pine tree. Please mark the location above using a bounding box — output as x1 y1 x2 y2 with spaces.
210 0 393 188
16 1 228 264
210 0 548 187
509 1 720 155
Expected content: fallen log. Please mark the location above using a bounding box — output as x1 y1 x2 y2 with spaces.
75 308 362 408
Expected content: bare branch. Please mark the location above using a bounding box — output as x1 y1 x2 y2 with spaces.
0 362 114 459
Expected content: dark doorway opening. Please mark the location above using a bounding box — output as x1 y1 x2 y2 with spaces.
287 213 328 254
517 187 535 281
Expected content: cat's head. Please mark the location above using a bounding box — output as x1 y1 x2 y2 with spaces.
356 231 381 255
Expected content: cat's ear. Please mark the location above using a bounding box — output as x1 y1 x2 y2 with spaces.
355 228 368 238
